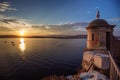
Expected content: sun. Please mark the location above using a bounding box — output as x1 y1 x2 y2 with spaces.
19 30 25 36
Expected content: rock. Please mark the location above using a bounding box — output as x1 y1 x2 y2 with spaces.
80 70 109 80
66 75 73 80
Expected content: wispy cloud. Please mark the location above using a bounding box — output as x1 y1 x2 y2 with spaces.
0 14 32 31
0 19 17 24
0 1 16 12
0 1 32 32
31 22 88 35
32 22 88 31
108 18 120 22
0 26 13 31
106 18 120 36
107 18 120 26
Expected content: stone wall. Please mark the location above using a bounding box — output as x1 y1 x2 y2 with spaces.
110 35 120 62
82 51 110 71
87 29 107 50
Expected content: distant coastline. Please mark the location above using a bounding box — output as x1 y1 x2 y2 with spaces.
0 35 87 39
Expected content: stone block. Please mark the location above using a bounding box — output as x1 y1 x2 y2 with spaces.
94 53 110 70
83 51 95 62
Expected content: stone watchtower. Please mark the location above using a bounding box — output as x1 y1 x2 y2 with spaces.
86 10 115 50
82 10 116 72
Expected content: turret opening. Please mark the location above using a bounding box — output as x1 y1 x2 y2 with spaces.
92 34 94 41
106 32 110 50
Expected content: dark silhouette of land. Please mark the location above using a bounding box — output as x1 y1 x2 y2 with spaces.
0 35 87 39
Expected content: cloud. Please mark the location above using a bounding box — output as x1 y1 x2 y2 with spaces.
32 22 88 31
107 18 120 26
0 19 17 24
0 26 13 31
0 14 32 31
108 18 120 22
31 22 88 35
0 1 16 12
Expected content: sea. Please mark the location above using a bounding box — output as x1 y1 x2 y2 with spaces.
0 38 86 80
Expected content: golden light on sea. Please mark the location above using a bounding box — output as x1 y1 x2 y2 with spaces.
20 38 26 52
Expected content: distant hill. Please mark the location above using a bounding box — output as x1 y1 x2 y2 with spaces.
0 35 87 39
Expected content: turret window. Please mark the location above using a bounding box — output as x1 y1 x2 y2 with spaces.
92 34 94 41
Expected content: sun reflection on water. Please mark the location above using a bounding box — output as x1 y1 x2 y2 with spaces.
19 38 26 52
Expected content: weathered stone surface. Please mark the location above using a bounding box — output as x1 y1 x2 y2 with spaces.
94 53 110 70
83 51 95 62
82 51 110 70
82 51 95 70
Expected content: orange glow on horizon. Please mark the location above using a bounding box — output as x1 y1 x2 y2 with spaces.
19 30 25 36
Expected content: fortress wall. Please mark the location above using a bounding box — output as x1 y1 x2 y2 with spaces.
110 35 120 60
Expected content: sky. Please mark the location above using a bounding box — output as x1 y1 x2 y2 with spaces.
0 0 120 36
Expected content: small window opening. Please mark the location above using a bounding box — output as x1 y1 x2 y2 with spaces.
92 34 94 41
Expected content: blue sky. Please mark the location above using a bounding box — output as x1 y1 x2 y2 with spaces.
1 0 120 24
0 0 120 35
